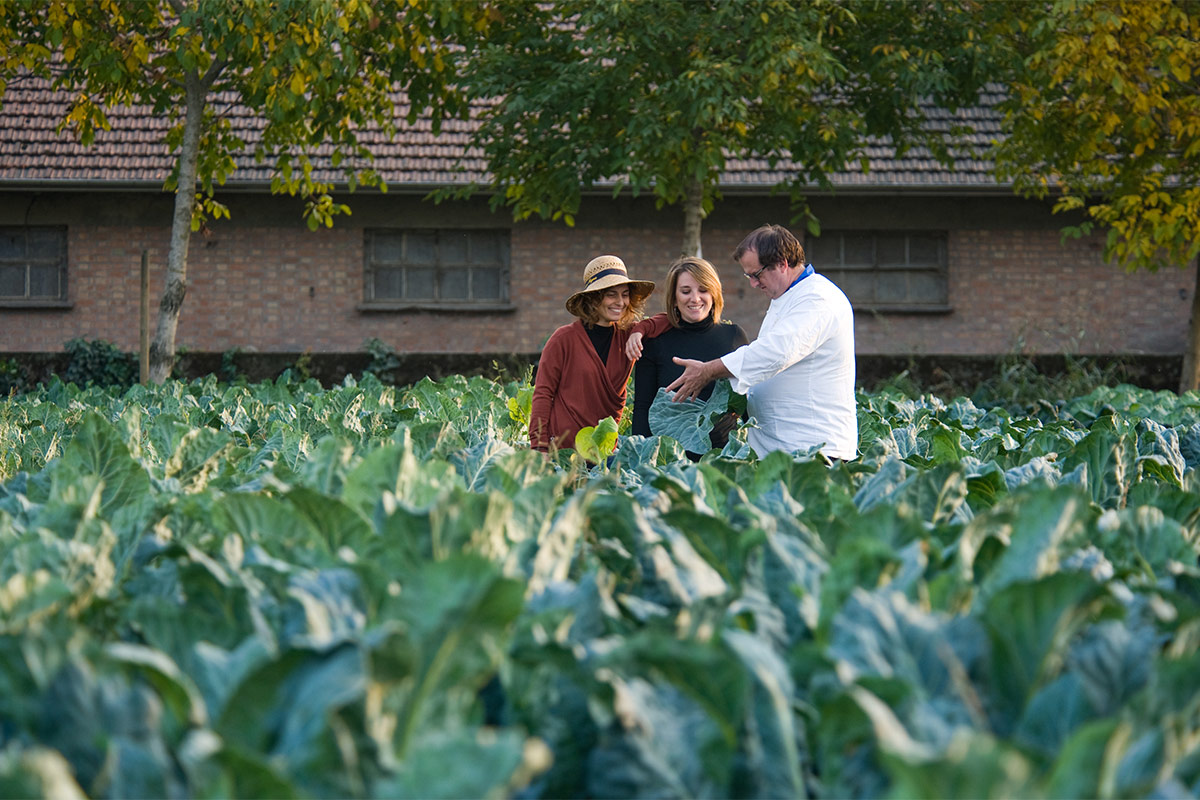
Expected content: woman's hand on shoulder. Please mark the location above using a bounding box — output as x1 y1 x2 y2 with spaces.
625 331 644 360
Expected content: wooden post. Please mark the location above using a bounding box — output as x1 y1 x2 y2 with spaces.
140 250 150 385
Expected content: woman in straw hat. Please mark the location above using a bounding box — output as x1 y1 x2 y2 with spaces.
529 254 672 454
630 256 749 456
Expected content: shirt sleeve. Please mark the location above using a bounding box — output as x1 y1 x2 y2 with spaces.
721 299 829 394
631 313 673 339
631 339 658 437
530 332 565 451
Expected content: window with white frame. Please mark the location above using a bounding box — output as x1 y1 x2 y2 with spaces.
0 226 67 303
806 230 949 311
364 229 510 306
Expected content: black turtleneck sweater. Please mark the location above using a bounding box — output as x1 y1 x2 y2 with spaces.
585 322 614 364
631 315 750 438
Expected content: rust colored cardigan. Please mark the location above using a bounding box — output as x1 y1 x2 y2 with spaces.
530 314 672 452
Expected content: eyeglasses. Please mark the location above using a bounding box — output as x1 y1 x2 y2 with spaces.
743 262 774 282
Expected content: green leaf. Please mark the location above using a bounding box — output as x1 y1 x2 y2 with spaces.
385 555 524 756
603 633 748 751
216 643 369 796
1067 619 1156 716
1126 480 1200 531
880 728 1037 799
981 572 1112 734
380 728 544 799
0 745 87 799
105 642 208 727
648 381 736 454
1043 719 1126 799
662 506 758 589
52 412 154 533
163 426 235 490
724 629 809 797
584 674 732 798
574 416 619 463
284 487 372 554
211 493 326 558
1011 673 1094 757
1090 505 1197 577
976 487 1092 600
829 589 987 733
1059 417 1135 508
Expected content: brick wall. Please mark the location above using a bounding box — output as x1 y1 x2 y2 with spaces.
0 195 1192 357
853 228 1192 356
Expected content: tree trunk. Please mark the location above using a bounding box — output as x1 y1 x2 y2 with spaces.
681 178 704 258
148 74 206 383
1180 257 1200 394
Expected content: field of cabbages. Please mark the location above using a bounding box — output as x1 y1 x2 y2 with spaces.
2 372 1199 798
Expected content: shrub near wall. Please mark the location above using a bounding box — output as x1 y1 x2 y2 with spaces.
0 351 1184 395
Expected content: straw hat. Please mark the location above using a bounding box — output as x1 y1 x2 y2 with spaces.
565 255 656 317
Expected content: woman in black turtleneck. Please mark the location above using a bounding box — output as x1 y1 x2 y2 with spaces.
631 257 749 451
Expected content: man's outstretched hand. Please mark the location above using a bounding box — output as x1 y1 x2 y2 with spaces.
666 357 730 402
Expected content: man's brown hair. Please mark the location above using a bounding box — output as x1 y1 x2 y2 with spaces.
733 224 805 271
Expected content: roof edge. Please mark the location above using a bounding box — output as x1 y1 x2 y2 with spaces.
0 179 1026 198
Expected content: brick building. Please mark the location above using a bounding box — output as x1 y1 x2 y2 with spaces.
0 79 1192 370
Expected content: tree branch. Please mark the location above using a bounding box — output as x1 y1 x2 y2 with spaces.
202 57 228 89
1166 73 1200 99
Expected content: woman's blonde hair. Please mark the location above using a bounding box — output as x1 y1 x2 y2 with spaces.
664 257 724 326
575 285 647 330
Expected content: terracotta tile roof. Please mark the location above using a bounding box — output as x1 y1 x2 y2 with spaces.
0 75 1006 192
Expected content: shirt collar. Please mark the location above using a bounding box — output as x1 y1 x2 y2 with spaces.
784 263 815 294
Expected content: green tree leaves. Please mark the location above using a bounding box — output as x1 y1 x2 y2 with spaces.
985 0 1200 389
454 0 991 255
0 0 495 381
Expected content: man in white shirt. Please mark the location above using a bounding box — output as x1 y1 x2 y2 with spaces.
666 224 857 460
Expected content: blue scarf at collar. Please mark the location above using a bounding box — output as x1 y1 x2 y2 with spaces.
785 263 815 293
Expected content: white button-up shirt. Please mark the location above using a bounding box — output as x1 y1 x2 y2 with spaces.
720 271 857 460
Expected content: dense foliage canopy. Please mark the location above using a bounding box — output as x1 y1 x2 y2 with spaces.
0 0 491 382
987 0 1200 390
452 0 991 256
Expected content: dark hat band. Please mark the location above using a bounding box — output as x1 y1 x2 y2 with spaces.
585 268 629 286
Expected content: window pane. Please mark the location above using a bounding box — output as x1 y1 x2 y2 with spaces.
28 265 58 297
405 268 435 299
909 272 948 304
405 233 437 265
372 233 404 264
440 232 469 264
842 234 874 266
364 228 511 305
908 235 942 265
469 232 502 265
373 268 403 299
440 268 470 300
473 268 501 300
876 272 910 304
0 265 24 296
814 230 947 309
876 234 907 265
829 270 874 303
808 236 841 266
0 230 23 260
26 229 63 260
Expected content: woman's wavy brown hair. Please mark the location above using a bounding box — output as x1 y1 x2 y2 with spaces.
663 257 724 326
576 286 647 330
